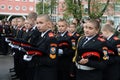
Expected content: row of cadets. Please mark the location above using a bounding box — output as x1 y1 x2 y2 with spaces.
21 17 81 80
8 14 82 80
7 17 36 80
21 12 40 80
101 24 120 80
8 13 57 80
9 17 19 73
10 12 39 80
0 20 11 54
18 19 39 80
11 14 57 80
72 19 108 80
10 17 26 80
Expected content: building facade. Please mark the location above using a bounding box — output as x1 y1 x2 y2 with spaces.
0 0 36 20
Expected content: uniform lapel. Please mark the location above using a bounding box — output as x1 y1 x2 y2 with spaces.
83 35 97 48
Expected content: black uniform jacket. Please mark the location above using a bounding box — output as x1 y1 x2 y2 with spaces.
33 30 57 67
103 34 120 80
75 34 107 80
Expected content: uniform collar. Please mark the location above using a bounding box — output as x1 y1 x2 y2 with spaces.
85 35 96 41
41 29 50 37
60 31 67 37
107 34 114 40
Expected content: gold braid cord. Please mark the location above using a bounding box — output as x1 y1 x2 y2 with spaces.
72 36 83 62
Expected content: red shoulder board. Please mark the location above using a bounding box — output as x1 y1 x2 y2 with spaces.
67 33 72 37
48 32 54 37
76 33 80 37
113 36 119 40
97 37 105 42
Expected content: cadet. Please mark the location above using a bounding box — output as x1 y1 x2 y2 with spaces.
73 19 107 80
31 14 57 80
68 23 80 80
11 17 25 80
56 19 74 80
23 13 40 80
115 24 120 38
10 18 18 38
101 24 120 80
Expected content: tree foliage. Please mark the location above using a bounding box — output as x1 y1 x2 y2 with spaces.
49 0 57 15
64 0 82 20
36 1 49 14
88 0 110 19
64 0 110 20
36 0 56 15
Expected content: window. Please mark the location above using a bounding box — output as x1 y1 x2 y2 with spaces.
101 16 107 25
22 6 27 11
15 6 20 11
37 0 42 2
22 0 27 2
115 4 120 12
29 6 33 11
84 5 88 13
51 16 57 22
29 0 34 2
114 17 120 28
15 0 20 1
1 4 5 9
52 6 57 14
8 5 12 10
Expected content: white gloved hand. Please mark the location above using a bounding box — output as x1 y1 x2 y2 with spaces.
23 54 33 61
5 38 11 43
58 49 63 54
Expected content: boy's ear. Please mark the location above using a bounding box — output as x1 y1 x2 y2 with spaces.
47 21 51 25
47 21 51 27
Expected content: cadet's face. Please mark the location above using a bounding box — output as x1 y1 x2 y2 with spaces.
57 21 67 33
17 19 24 27
24 20 32 30
36 17 48 32
101 30 108 39
84 22 98 37
11 19 17 26
69 25 76 33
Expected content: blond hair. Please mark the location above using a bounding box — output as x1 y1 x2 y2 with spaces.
37 14 51 22
101 24 115 33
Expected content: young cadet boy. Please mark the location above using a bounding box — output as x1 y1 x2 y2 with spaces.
68 23 80 80
56 19 74 80
19 12 39 80
10 17 25 80
26 14 57 80
73 19 107 80
68 23 80 46
101 24 120 80
10 18 18 38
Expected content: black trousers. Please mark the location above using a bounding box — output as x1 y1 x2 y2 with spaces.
34 66 57 80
